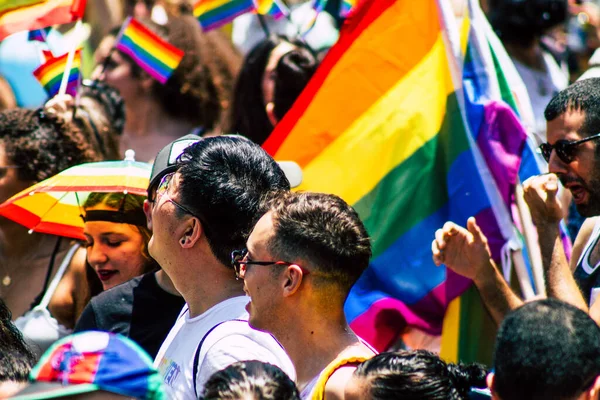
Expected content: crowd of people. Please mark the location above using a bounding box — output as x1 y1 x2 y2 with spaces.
2 0 600 399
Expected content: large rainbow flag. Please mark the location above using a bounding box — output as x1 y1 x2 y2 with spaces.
33 49 81 98
0 0 86 41
264 0 526 352
115 18 184 85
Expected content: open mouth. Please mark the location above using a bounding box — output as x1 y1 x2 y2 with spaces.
96 270 118 282
568 184 587 204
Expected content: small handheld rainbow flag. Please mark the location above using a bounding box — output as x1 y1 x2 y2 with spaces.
312 0 328 12
33 49 81 98
28 27 51 41
194 0 255 31
255 0 288 19
340 0 355 17
115 17 184 85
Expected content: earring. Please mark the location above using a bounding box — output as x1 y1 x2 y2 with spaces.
180 238 185 245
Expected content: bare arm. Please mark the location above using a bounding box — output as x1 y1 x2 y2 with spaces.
523 175 588 312
432 217 522 325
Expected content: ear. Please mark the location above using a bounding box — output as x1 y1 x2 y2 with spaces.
179 217 203 248
584 376 600 400
265 102 278 127
282 264 305 297
487 373 501 400
139 72 155 92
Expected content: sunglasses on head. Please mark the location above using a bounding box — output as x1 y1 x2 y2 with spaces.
539 132 600 164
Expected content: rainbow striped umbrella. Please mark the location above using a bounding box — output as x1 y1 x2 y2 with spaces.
0 157 152 240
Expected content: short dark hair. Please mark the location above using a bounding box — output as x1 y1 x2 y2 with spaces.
267 192 371 292
544 78 600 137
201 360 299 400
200 360 300 400
493 299 600 400
0 299 35 383
354 350 488 400
0 108 101 182
176 135 290 267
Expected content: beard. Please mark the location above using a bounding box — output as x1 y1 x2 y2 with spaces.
560 170 600 218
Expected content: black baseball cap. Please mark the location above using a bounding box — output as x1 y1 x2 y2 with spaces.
147 134 302 199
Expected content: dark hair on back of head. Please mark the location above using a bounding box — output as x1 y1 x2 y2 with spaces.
0 299 35 382
176 135 290 267
544 78 600 137
273 47 318 121
267 191 371 292
493 298 600 400
200 360 300 400
0 108 101 182
354 350 488 400
229 35 315 145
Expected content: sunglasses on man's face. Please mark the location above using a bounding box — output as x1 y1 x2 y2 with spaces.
539 132 600 164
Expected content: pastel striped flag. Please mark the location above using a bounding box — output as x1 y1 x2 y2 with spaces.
263 0 522 351
33 49 81 98
194 0 255 31
439 0 571 364
115 17 184 85
0 0 86 41
255 0 289 19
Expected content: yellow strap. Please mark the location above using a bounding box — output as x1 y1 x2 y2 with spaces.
310 354 372 400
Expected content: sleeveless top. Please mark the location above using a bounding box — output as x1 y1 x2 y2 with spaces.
574 218 600 306
301 339 377 400
14 244 80 358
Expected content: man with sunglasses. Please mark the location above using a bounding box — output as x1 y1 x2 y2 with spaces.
147 135 296 400
235 191 376 399
432 78 600 325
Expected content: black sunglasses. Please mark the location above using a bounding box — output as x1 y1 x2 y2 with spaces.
539 132 600 164
230 249 297 279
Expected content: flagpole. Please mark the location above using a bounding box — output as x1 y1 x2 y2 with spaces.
515 180 547 296
58 19 83 97
98 16 131 78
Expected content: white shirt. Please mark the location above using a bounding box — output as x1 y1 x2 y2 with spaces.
154 296 295 399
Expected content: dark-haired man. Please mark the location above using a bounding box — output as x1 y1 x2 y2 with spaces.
149 136 296 399
489 299 600 400
236 191 376 400
432 78 600 324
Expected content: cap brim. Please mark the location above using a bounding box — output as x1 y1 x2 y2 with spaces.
10 382 101 399
277 161 303 188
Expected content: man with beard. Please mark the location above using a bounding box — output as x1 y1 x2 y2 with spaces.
431 78 600 324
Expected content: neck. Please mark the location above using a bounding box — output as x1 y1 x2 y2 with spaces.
0 221 61 261
170 254 245 318
154 270 181 296
275 310 359 387
122 98 197 161
505 41 546 72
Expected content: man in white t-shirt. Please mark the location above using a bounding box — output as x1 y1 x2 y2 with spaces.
146 135 296 399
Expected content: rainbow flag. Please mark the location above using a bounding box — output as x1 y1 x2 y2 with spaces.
27 26 50 41
340 0 355 17
439 0 571 364
194 0 255 31
0 0 86 41
33 49 81 98
264 0 522 352
115 18 184 85
255 0 288 19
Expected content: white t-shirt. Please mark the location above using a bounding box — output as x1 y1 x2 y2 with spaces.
154 296 295 399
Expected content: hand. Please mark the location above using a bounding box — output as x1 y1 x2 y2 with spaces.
523 174 563 227
431 217 492 281
44 94 74 115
